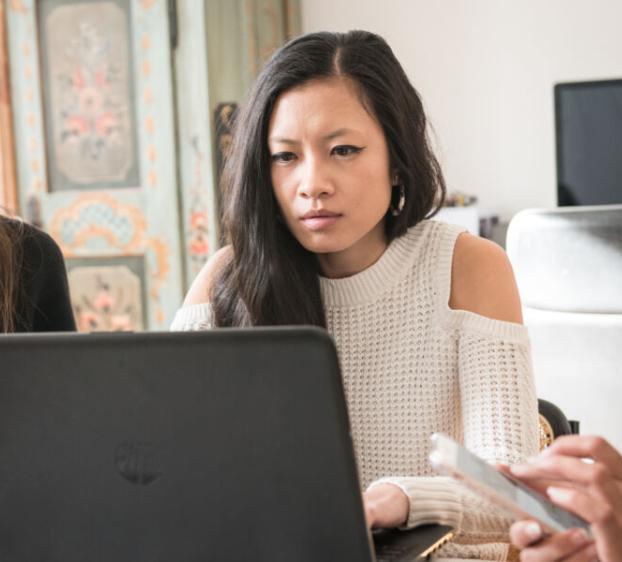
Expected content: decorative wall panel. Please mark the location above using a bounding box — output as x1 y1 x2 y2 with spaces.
38 0 140 191
67 257 145 331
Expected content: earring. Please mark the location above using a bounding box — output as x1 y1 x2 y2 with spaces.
391 184 406 216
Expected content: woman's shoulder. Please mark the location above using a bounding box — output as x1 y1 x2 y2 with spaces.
449 232 523 324
14 220 65 268
407 220 522 325
0 216 25 239
403 217 463 253
2 218 76 332
183 245 233 306
2 218 63 261
173 246 231 330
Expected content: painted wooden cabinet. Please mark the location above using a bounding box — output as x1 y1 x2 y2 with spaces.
6 0 186 331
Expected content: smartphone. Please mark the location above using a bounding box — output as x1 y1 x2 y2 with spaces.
429 433 590 534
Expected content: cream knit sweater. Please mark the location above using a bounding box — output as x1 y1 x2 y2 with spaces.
171 220 540 561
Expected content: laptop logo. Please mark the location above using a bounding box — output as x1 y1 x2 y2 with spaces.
115 442 162 485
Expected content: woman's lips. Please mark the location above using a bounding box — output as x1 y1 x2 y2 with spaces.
300 212 342 231
302 216 340 230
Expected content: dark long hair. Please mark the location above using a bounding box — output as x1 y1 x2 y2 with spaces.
0 215 21 333
213 30 446 327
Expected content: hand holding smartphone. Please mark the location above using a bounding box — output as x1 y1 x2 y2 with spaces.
428 433 590 535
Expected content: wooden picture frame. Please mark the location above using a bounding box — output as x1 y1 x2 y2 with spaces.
0 0 18 214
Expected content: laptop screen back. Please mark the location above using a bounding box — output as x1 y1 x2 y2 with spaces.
0 328 373 562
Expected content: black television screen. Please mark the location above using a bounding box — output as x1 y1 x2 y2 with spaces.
555 79 622 206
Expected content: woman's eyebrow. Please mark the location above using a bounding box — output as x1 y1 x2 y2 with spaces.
269 128 358 145
322 128 357 141
268 136 300 145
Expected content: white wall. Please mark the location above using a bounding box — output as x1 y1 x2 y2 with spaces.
302 0 622 221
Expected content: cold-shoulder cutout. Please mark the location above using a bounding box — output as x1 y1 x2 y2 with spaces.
449 232 523 324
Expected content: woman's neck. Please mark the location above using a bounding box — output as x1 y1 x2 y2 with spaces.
317 226 388 279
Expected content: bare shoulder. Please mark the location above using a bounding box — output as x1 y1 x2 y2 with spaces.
183 245 232 306
449 232 523 323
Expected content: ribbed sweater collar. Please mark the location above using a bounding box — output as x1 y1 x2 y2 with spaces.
319 221 427 307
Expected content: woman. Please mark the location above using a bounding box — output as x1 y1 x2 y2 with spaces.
509 435 622 562
0 215 75 332
172 30 539 560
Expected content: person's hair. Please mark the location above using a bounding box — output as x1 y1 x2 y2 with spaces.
0 215 21 333
213 30 446 327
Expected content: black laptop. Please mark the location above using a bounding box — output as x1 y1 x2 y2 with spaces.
0 328 452 561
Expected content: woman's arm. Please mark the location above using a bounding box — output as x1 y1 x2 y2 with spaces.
363 233 539 535
451 233 539 463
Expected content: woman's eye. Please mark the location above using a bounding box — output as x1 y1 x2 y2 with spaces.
271 152 296 163
331 145 363 157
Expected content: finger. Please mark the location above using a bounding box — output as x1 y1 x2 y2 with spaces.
501 463 565 495
557 542 599 562
513 475 570 496
498 463 550 492
511 455 610 486
518 528 592 562
510 520 543 548
544 436 622 479
547 486 621 531
363 501 376 529
513 475 587 497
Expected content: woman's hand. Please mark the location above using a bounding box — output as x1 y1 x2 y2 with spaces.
363 483 410 529
508 435 622 562
510 522 595 561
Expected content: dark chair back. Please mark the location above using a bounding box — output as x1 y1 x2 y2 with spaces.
538 398 579 449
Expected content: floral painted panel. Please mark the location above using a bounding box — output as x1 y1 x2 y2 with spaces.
38 0 140 190
67 257 145 332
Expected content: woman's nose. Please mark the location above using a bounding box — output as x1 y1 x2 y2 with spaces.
298 159 334 200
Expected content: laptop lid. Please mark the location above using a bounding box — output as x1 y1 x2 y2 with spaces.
0 328 375 562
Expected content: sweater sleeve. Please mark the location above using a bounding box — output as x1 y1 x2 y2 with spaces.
170 302 214 331
368 315 539 558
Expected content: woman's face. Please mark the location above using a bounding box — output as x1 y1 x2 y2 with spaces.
268 77 393 276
